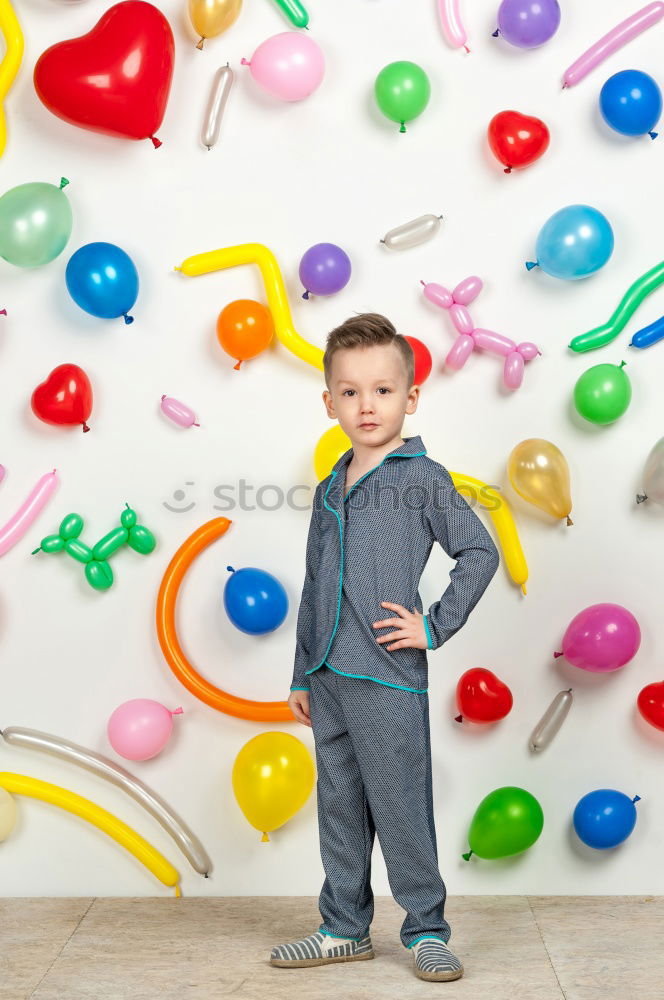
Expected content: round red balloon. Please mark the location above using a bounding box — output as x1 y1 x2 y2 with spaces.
33 1 175 147
404 335 433 386
31 364 93 432
488 110 550 174
637 681 664 732
455 667 513 724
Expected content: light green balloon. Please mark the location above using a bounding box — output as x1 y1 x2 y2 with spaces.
0 178 72 268
573 361 632 425
464 786 544 860
374 61 431 133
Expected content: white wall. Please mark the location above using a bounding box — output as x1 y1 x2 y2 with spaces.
2 0 663 897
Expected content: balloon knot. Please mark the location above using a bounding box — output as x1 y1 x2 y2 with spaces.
399 122 406 133
492 28 500 37
82 422 90 433
0 308 6 316
233 360 242 370
461 850 473 860
124 313 135 325
172 707 184 716
525 261 538 271
504 166 512 174
196 38 205 50
636 493 648 504
226 565 235 573
633 795 642 803
619 360 627 368
454 715 463 723
553 651 563 658
150 135 163 149
31 547 41 555
566 515 573 526
562 82 568 89
60 177 70 190
649 131 658 140
302 290 310 299
261 831 270 842
241 57 250 66
463 44 470 54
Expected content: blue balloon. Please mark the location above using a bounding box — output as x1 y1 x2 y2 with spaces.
600 69 662 139
223 565 289 635
630 314 664 349
573 789 641 849
66 242 139 324
526 204 614 280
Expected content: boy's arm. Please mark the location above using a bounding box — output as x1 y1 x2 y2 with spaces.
422 465 500 652
290 483 322 691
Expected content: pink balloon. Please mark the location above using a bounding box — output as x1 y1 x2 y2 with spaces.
161 395 199 428
241 32 325 102
446 334 475 370
421 281 453 309
437 0 469 50
554 603 641 673
562 3 664 88
517 341 541 361
452 275 483 305
504 351 524 390
0 465 5 485
1 469 58 557
108 699 183 761
450 303 474 334
472 328 515 356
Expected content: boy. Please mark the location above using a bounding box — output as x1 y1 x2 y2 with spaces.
270 314 499 982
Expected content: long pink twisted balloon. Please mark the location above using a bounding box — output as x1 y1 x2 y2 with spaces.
421 277 540 390
562 3 664 89
438 0 470 52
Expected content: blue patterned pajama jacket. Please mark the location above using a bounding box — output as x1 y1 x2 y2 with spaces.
290 434 499 947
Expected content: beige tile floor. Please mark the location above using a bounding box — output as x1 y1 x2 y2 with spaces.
1 895 661 1000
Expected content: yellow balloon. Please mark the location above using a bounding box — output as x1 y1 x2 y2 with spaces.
314 424 352 481
0 786 17 840
188 0 242 49
312 427 528 594
0 0 24 159
175 244 324 371
507 438 573 526
232 732 315 842
0 772 181 894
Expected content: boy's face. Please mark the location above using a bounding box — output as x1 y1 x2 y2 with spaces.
322 343 419 446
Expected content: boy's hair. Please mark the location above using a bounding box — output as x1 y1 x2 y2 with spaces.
323 313 415 390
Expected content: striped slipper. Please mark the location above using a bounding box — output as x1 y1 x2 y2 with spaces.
410 936 464 982
270 930 374 968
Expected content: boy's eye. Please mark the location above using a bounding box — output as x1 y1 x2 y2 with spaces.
343 389 355 396
377 387 391 394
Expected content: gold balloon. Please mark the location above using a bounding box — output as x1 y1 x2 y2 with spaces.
507 439 573 525
314 424 351 481
232 732 315 842
188 0 242 49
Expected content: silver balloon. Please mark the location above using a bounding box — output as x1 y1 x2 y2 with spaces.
529 689 573 752
380 213 443 251
201 64 234 150
637 436 664 505
0 726 212 876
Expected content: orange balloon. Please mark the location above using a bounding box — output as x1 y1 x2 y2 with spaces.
156 517 294 722
216 299 274 370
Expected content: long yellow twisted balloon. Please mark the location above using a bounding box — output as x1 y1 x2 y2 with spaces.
0 0 23 159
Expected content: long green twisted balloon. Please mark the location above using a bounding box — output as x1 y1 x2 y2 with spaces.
569 260 664 353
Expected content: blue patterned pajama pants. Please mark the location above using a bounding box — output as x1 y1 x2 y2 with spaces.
308 663 451 948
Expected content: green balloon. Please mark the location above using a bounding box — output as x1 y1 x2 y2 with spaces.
0 178 72 268
464 786 544 860
569 262 664 353
85 560 114 591
128 524 156 555
374 61 431 132
573 361 632 425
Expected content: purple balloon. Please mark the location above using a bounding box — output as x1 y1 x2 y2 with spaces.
554 603 641 673
299 243 351 299
495 0 561 49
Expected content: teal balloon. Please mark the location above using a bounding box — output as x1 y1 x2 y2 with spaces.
464 786 544 860
527 204 614 280
573 361 632 425
0 178 72 268
374 61 431 132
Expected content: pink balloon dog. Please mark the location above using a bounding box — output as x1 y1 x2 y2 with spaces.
554 603 641 673
421 276 541 389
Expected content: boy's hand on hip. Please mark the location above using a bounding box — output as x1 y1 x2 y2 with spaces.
372 601 428 651
288 689 312 727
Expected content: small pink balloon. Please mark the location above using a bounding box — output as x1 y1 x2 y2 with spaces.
107 699 183 761
472 328 515 356
0 465 5 485
446 334 475 370
450 303 474 335
517 341 541 361
421 281 453 309
161 395 199 428
452 275 483 305
504 351 524 389
241 32 325 102
554 603 641 673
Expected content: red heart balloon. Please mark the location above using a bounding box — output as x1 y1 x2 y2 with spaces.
487 110 550 174
637 681 664 732
34 1 175 148
455 667 513 724
32 364 93 432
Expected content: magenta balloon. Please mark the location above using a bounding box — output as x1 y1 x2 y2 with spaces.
450 303 473 334
557 603 641 673
446 334 475 369
452 275 483 304
504 351 524 389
